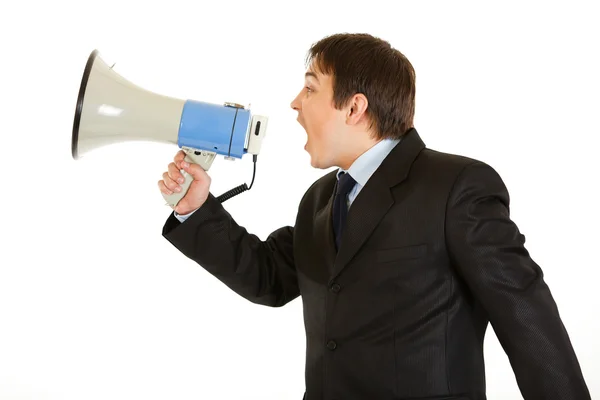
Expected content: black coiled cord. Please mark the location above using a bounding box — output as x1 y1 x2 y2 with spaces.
216 155 257 203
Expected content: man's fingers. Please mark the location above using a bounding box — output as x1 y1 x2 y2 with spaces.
157 180 173 195
174 150 186 167
162 172 181 192
181 161 207 181
168 162 185 184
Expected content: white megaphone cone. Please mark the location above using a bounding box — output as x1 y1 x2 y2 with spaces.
72 49 268 207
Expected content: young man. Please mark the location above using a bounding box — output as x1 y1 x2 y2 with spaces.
158 33 590 400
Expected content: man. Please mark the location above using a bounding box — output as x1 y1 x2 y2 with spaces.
158 33 590 400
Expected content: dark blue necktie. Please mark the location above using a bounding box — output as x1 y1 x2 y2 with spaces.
332 172 356 250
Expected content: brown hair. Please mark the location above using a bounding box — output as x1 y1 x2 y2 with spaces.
306 33 416 140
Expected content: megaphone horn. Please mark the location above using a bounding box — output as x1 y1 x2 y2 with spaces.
72 49 268 206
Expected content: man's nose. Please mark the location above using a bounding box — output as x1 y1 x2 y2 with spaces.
290 94 301 111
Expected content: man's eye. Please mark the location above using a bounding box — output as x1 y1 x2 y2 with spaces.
305 86 313 93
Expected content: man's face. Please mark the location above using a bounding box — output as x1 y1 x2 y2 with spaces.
290 64 348 169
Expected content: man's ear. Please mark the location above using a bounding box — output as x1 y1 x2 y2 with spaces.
346 93 369 125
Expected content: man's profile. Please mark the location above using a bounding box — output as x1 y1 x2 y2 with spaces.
158 33 591 400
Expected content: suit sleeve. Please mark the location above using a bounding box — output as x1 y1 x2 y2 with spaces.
445 161 591 400
162 192 300 308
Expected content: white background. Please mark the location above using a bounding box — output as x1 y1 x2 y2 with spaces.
1 1 598 399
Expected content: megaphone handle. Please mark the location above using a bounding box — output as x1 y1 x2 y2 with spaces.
162 148 216 208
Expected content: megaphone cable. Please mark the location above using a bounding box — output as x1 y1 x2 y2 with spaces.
216 154 258 203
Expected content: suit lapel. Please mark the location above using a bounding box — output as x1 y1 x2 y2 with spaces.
312 172 338 277
331 174 393 281
329 128 426 282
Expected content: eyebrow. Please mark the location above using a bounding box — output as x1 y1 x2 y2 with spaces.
305 71 320 83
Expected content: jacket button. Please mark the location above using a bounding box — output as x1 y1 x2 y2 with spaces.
326 340 337 350
330 283 341 293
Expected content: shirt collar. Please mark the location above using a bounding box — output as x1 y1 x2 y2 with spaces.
336 138 401 187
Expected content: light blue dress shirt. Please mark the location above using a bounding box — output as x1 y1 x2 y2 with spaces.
335 138 401 209
174 137 401 223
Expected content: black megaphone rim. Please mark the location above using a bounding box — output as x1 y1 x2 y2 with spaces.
72 49 99 160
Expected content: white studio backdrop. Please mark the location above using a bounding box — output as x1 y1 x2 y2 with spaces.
0 1 598 399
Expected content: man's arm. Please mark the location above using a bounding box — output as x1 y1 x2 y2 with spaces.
445 161 590 399
163 192 300 308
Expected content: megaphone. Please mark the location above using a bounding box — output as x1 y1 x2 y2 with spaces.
72 49 268 206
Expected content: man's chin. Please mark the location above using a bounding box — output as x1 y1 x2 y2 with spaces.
305 149 317 168
308 156 327 170
304 144 325 169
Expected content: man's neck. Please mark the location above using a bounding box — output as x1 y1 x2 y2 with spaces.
338 139 381 170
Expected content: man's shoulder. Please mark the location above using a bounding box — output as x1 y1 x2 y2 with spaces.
415 147 506 191
417 147 486 171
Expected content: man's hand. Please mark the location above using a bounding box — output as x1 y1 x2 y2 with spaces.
158 150 212 215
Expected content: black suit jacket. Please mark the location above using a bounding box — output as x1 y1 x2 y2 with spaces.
162 128 590 400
